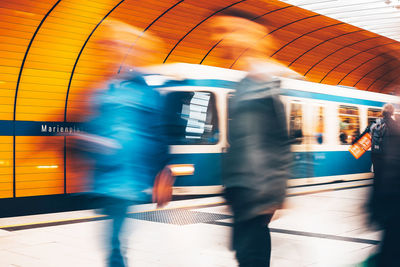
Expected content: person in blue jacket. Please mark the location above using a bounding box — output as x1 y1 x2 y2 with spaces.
87 71 170 267
87 72 170 204
76 20 172 267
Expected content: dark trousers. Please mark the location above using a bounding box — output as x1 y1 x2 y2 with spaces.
232 214 274 267
378 217 400 267
371 152 384 185
102 198 131 267
225 187 275 267
369 153 384 221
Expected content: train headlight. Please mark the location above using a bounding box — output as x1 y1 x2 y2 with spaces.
169 164 195 176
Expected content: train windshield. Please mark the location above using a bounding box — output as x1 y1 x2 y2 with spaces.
164 91 219 145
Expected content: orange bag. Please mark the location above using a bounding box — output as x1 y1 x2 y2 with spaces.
152 167 175 208
349 133 371 159
358 132 372 150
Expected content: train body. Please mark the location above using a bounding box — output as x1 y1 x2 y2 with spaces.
152 63 399 195
2 63 399 202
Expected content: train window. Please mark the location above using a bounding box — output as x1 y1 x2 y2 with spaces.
164 91 219 145
368 108 381 126
312 105 324 144
289 102 303 144
395 112 400 122
338 105 360 145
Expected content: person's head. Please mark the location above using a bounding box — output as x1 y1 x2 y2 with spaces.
209 10 277 69
69 20 165 121
382 103 395 118
91 19 165 77
340 132 347 143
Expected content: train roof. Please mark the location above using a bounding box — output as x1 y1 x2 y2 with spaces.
146 63 400 104
145 63 245 82
146 63 246 82
280 78 400 104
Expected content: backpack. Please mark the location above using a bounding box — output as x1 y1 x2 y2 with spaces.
370 118 387 153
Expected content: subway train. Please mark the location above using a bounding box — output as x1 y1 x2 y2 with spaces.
3 63 399 203
148 63 399 195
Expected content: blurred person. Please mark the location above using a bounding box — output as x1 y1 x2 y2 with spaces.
354 104 395 217
210 10 298 267
369 104 395 184
73 19 173 267
340 132 348 144
365 103 400 266
352 129 360 144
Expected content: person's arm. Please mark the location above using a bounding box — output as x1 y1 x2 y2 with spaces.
352 125 371 145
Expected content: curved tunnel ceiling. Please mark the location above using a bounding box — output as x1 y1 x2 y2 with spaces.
2 0 400 123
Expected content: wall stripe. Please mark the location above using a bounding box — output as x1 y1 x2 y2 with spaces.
163 0 247 64
117 0 185 74
1 121 82 136
230 13 320 69
354 57 397 88
199 5 293 65
63 0 126 194
380 65 400 92
338 49 400 85
12 0 63 198
320 41 398 83
271 22 344 58
367 62 400 91
288 30 365 68
303 36 381 77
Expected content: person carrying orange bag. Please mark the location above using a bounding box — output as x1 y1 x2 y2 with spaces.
349 132 372 159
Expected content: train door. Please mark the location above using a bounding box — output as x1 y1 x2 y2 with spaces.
287 100 327 180
287 100 315 178
307 104 327 178
288 101 304 144
162 88 229 195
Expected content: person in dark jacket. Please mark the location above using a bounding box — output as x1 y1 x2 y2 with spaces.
223 77 293 267
367 104 394 220
210 11 297 267
367 103 400 266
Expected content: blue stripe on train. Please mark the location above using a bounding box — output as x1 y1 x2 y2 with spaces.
170 150 372 186
292 150 371 179
170 153 222 186
159 78 389 107
281 89 386 107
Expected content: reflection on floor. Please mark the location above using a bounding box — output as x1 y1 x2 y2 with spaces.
0 182 381 267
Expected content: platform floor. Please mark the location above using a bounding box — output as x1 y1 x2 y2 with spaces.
0 179 381 267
